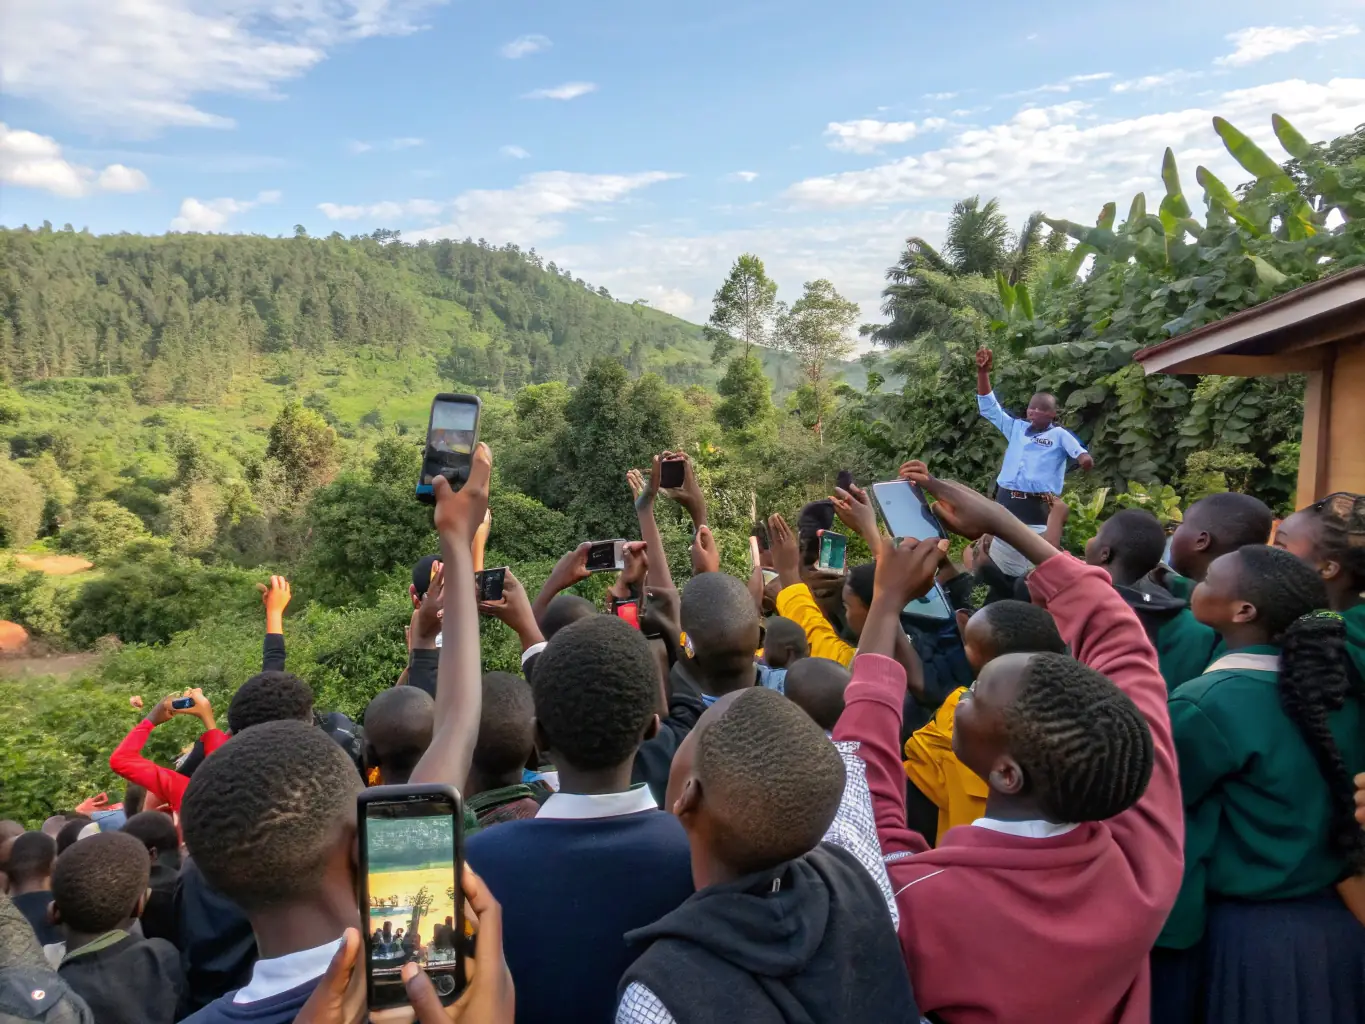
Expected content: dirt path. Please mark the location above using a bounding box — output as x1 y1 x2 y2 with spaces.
13 554 94 575
0 652 102 680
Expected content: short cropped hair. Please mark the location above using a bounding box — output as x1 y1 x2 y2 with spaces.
475 672 536 778
121 811 179 857
181 720 361 913
531 616 658 771
697 688 845 874
4 832 56 886
681 572 759 657
539 594 597 640
228 671 315 734
1006 653 1153 822
763 616 809 662
976 600 1066 658
846 563 876 607
1099 509 1167 578
55 817 92 854
1187 492 1274 551
783 658 851 731
363 686 434 785
51 831 150 933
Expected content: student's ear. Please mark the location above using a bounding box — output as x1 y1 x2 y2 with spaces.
410 585 421 610
47 901 61 928
954 608 971 638
1192 530 1212 554
1319 558 1342 582
642 713 661 743
135 889 149 919
1230 598 1259 625
672 777 702 821
988 755 1026 797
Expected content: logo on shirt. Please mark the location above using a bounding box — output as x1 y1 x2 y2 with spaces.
1031 435 1055 447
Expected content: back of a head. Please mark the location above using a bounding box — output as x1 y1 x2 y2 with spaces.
797 501 835 564
1189 491 1273 553
681 572 760 662
181 719 362 913
4 833 55 888
363 686 435 786
531 615 658 771
977 600 1066 659
846 562 876 608
763 616 809 667
474 672 536 779
1302 491 1365 590
54 818 91 855
783 658 851 732
540 594 597 640
698 688 845 874
121 811 179 858
228 671 314 734
411 555 440 600
51 832 149 934
1007 653 1153 822
1099 509 1167 578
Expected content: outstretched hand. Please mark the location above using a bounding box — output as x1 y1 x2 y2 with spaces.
628 455 662 512
976 347 993 372
432 443 493 545
899 462 1006 541
546 543 593 594
690 527 720 576
873 536 946 609
659 452 707 526
412 563 445 648
831 484 880 548
257 575 292 633
766 513 803 589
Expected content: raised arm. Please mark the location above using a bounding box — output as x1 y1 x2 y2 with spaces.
975 346 993 396
110 690 223 812
411 443 492 790
478 568 546 668
973 348 1017 438
531 543 592 629
659 451 708 529
768 512 855 665
257 575 291 671
628 458 675 590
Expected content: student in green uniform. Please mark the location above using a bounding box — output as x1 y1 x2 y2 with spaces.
1161 491 1274 595
1274 491 1365 684
1153 544 1365 1024
1084 508 1217 689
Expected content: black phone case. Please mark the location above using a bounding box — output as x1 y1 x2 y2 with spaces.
417 393 481 506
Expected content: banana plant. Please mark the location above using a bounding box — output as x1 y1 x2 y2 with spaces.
1212 116 1317 239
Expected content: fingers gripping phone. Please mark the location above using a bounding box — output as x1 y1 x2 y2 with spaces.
871 479 948 542
170 697 196 710
475 567 506 602
585 540 627 572
359 785 467 1010
659 458 686 489
417 394 482 505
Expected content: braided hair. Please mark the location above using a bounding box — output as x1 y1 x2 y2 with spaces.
1234 544 1364 872
1302 491 1365 592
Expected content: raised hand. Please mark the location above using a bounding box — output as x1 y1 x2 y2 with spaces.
766 513 802 588
690 527 720 576
147 693 178 727
660 452 707 527
899 463 1007 541
432 443 493 545
256 575 292 633
620 541 649 588
976 347 993 372
170 687 215 729
547 543 592 594
831 484 880 549
873 536 946 609
412 563 445 648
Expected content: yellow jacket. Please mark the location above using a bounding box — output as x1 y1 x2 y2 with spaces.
902 686 989 841
775 584 855 666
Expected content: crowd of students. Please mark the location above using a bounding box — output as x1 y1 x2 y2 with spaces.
2 385 1365 1024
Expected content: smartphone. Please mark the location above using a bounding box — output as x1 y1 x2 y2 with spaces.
585 539 627 572
612 597 641 629
659 458 686 490
762 568 779 586
417 393 482 505
474 567 506 603
359 785 466 1010
170 697 196 710
872 480 947 542
817 531 847 572
901 581 954 622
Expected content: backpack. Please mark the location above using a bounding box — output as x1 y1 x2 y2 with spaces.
0 967 93 1024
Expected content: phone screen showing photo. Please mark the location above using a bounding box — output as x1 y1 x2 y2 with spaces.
872 480 945 542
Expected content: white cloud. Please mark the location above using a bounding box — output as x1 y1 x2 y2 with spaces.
0 122 150 197
824 118 946 154
171 189 280 232
786 78 1365 215
318 198 444 220
390 137 425 149
500 34 551 59
0 1 448 133
1007 72 1115 98
349 137 425 154
524 82 597 101
924 91 958 101
1112 70 1199 93
500 145 531 159
1216 25 1359 67
347 140 374 154
730 170 759 182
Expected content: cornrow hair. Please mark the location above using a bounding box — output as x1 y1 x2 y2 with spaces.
1304 491 1365 591
1235 544 1365 871
1005 653 1154 822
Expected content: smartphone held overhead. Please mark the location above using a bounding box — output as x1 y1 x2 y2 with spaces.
585 539 627 572
358 785 466 1010
170 696 196 710
817 531 848 572
475 567 507 602
659 458 686 490
416 393 481 505
871 479 947 542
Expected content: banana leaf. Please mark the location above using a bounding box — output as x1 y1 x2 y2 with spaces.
1212 117 1293 189
1250 254 1288 287
1271 114 1314 161
1159 149 1192 223
1016 281 1034 321
1195 166 1266 236
1096 202 1117 231
995 271 1016 314
1122 193 1147 233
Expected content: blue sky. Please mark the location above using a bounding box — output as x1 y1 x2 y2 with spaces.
2 0 1363 328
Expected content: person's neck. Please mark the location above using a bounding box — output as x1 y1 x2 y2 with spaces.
249 889 360 960
1327 581 1363 614
1107 563 1148 589
982 791 1053 823
696 661 756 698
553 760 636 797
65 917 134 952
465 766 525 799
10 876 50 896
1217 622 1274 652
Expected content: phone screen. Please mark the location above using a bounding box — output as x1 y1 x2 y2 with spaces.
901 581 953 621
474 567 506 603
585 540 623 572
171 697 195 710
659 459 686 489
361 789 465 1009
418 396 481 502
817 532 847 571
872 480 945 542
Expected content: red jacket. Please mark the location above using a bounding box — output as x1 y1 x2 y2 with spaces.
110 719 228 812
835 554 1183 1024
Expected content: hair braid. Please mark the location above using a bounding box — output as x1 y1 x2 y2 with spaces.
1236 545 1365 872
1306 492 1365 592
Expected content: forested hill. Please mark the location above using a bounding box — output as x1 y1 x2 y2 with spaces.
0 225 831 397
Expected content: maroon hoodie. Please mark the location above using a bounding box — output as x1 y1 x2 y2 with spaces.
835 554 1183 1024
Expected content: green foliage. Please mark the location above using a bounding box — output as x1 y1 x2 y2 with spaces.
0 566 75 639
705 254 778 363
0 457 43 548
485 492 571 564
266 402 340 500
715 354 775 431
59 500 149 557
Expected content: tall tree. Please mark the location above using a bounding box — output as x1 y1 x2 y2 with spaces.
774 280 859 443
704 254 778 363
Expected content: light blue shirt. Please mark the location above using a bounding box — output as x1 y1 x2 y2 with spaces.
978 390 1086 494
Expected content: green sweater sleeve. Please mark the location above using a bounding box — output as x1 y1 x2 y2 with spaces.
1169 690 1241 804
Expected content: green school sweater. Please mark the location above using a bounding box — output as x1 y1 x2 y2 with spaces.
1158 645 1365 948
1154 609 1219 690
1345 603 1365 690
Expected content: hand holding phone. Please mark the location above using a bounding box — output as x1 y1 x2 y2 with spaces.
871 479 947 543
584 540 627 573
659 457 686 490
474 567 506 603
170 696 196 711
417 394 482 505
816 531 848 572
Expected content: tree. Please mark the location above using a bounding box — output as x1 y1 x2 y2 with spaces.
265 402 340 501
59 500 149 557
704 254 779 363
774 280 859 443
0 458 43 548
715 354 775 432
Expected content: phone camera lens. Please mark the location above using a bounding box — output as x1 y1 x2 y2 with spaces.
434 973 456 996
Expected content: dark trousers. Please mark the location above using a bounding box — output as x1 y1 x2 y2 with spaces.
994 489 1049 527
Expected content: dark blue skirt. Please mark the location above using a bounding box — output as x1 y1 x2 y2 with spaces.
1201 891 1365 1024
